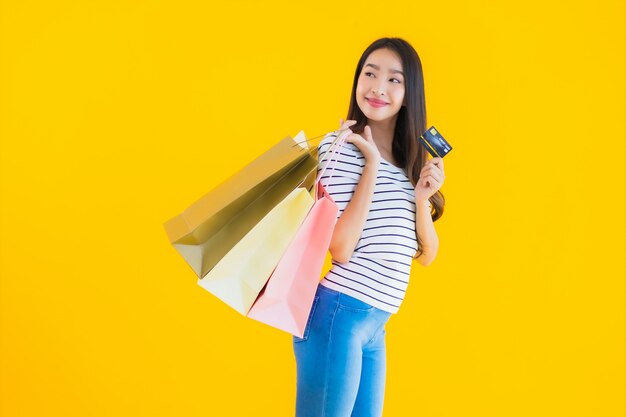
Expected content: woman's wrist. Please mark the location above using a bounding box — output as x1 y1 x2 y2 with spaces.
415 198 432 209
364 156 381 169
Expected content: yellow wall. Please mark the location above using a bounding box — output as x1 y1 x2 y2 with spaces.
1 0 623 416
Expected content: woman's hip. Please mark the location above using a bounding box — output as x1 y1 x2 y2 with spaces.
293 282 392 347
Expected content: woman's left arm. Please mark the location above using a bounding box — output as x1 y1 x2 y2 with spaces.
414 157 445 266
414 199 439 266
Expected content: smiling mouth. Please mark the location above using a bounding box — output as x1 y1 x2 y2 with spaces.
366 97 389 106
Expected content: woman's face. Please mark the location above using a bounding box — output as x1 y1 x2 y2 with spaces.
356 48 406 123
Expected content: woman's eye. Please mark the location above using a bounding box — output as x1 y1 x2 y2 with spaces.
364 72 401 83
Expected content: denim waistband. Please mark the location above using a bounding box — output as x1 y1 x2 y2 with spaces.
316 282 392 318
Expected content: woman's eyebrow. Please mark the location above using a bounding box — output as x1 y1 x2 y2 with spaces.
365 63 404 76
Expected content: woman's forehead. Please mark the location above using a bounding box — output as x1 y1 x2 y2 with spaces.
364 49 404 73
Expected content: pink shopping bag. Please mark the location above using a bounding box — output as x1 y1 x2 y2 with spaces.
246 128 351 337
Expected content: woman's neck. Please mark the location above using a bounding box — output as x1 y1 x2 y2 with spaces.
367 116 397 154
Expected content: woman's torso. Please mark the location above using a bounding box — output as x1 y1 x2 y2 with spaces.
317 131 417 314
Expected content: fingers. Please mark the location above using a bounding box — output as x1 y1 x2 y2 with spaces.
421 160 445 184
363 125 373 142
421 168 443 184
422 175 440 189
417 158 445 194
423 157 445 175
422 159 441 172
344 133 359 144
339 119 356 131
344 132 366 149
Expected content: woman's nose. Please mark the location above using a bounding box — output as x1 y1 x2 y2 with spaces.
372 82 386 96
372 86 386 96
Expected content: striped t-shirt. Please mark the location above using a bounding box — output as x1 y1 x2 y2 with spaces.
317 131 418 314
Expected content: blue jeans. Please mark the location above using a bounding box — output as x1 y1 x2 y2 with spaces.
292 283 393 417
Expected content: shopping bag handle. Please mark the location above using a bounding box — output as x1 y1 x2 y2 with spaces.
314 128 351 199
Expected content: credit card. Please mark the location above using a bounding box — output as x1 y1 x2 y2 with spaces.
418 126 452 158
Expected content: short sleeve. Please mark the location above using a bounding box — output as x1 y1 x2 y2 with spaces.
316 132 364 217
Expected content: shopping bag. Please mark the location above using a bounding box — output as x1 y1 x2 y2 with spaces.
246 129 351 336
197 185 315 314
163 131 317 278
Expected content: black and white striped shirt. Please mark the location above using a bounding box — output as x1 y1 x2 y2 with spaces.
317 131 418 314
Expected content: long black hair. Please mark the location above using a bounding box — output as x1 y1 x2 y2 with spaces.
345 37 445 258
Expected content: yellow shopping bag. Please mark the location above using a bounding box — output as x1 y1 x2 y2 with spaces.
163 131 316 278
197 186 315 314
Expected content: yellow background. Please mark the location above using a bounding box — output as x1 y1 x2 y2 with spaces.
1 0 623 416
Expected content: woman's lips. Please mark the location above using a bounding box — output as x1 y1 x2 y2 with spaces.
366 97 388 108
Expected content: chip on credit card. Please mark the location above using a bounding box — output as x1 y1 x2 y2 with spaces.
418 126 452 158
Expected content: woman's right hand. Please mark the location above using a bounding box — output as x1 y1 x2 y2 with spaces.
339 119 380 166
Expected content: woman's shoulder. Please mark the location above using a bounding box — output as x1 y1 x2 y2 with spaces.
317 130 340 149
318 130 361 158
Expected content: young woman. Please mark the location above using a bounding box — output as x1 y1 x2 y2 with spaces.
292 37 446 417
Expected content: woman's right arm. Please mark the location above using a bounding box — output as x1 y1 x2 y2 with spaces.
328 122 380 264
329 162 378 263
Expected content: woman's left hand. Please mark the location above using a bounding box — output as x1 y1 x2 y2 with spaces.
415 157 445 203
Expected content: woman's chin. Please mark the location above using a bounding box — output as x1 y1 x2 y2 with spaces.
358 107 382 121
357 103 398 123
363 112 394 123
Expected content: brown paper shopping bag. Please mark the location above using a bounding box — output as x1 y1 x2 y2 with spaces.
163 131 316 278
